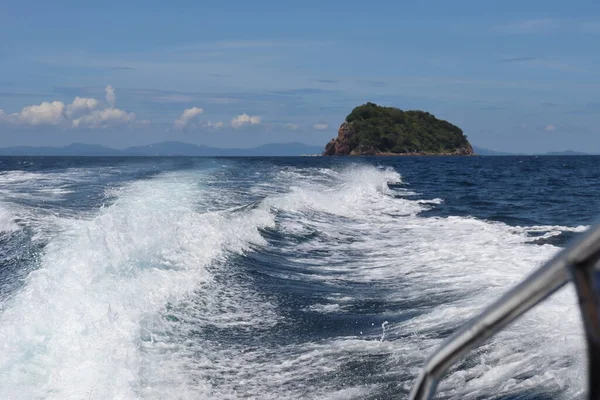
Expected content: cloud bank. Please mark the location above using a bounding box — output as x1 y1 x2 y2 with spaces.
174 106 204 128
231 113 261 128
0 85 135 128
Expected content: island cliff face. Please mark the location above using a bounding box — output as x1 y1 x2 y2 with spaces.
323 103 474 156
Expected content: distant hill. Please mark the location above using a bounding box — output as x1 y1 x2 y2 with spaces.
123 141 323 156
246 142 325 156
125 141 221 156
0 141 323 157
471 147 592 156
324 102 473 156
0 141 592 157
539 150 589 156
472 146 516 156
0 143 122 156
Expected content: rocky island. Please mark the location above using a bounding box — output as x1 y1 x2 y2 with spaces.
323 102 474 156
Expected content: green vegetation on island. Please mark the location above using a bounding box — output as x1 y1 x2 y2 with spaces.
323 102 474 156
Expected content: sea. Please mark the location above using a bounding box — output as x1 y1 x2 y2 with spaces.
0 155 599 400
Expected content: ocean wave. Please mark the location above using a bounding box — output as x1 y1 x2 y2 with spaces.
257 164 584 399
0 161 589 399
0 170 276 400
0 207 19 233
0 170 78 201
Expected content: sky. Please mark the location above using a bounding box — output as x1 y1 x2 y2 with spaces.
1 0 599 153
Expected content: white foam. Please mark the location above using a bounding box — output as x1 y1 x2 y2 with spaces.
0 162 588 399
306 303 343 313
0 169 106 239
264 165 420 219
416 198 444 205
262 164 585 398
140 336 396 399
0 206 19 232
0 171 275 400
520 225 588 233
0 170 77 202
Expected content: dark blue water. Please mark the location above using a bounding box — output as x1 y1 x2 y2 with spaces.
0 156 597 399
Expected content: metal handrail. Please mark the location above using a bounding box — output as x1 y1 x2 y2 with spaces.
409 222 600 400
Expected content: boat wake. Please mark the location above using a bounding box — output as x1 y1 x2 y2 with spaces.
0 161 587 399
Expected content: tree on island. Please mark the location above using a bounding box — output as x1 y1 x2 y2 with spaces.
324 102 474 156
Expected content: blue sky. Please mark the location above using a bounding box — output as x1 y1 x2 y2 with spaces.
1 0 599 152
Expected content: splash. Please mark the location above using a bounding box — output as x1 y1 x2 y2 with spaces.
380 321 389 342
0 207 19 233
264 164 585 399
0 171 275 399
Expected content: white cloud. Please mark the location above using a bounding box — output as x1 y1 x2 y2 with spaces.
0 84 135 129
313 123 328 130
2 97 100 125
544 124 556 131
19 101 66 126
2 101 66 126
105 85 116 108
66 97 99 117
207 121 224 128
71 86 134 128
231 113 261 128
286 123 300 130
175 106 204 128
72 108 135 128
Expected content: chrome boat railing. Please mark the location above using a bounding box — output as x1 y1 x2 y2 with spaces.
409 222 600 400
